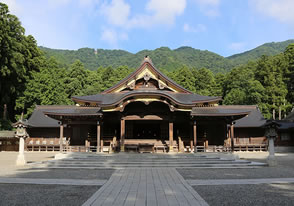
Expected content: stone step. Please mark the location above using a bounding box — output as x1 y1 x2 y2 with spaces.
44 160 251 165
53 159 239 164
31 163 266 169
32 160 267 169
30 153 267 169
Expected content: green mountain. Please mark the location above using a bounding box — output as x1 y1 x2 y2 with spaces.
40 46 231 73
227 39 294 66
39 39 294 73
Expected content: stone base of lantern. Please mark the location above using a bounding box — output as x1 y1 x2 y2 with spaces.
16 154 26 166
267 155 277 167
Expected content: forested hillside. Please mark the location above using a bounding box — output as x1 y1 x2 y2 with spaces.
40 39 294 73
40 46 233 73
0 2 293 130
228 39 294 66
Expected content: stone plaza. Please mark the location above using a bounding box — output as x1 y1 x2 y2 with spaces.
1 152 294 205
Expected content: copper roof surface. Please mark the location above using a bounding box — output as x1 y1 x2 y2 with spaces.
191 105 251 116
73 90 221 106
27 105 101 127
27 105 73 127
44 107 102 116
191 105 267 127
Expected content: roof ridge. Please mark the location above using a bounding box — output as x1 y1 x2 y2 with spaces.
100 56 193 94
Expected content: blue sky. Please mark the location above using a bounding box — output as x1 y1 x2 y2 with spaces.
2 0 294 56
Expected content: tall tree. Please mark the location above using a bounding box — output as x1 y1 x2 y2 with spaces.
169 66 196 92
223 63 265 106
255 55 288 118
15 57 71 119
284 44 294 105
192 68 216 96
65 60 89 97
0 3 43 122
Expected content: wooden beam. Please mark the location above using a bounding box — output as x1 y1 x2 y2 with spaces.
123 114 167 120
59 123 64 152
97 121 101 153
193 120 197 153
169 121 173 152
121 118 125 152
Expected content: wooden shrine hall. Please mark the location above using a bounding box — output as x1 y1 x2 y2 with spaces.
26 56 257 153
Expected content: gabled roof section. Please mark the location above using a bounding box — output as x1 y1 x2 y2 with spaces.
284 107 294 122
191 105 267 126
191 105 251 117
233 105 267 127
101 56 192 94
27 105 69 127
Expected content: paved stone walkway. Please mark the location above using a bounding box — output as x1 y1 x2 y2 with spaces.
83 168 208 206
188 178 294 186
0 177 106 186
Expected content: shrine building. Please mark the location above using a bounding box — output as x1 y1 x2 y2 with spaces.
25 56 268 153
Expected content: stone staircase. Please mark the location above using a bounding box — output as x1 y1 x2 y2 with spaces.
30 153 267 169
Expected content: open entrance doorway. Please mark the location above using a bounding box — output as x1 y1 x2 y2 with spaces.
124 120 169 153
133 120 161 139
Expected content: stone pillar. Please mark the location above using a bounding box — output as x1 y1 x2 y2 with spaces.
230 123 235 152
97 120 101 153
120 118 125 152
169 121 173 152
16 137 26 166
267 137 277 166
59 123 64 153
193 120 197 153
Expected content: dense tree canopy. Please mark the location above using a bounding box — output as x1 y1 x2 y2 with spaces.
1 2 294 129
0 3 44 128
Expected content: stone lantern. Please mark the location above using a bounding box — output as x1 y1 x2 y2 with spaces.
13 119 29 166
263 120 280 166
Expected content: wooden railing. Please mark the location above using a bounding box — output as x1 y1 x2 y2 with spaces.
25 137 68 152
62 146 97 153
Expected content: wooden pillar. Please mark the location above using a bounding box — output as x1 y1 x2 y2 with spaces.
101 139 104 153
121 118 125 152
193 120 197 153
228 126 231 147
169 121 173 152
59 123 64 153
97 120 101 153
230 123 235 152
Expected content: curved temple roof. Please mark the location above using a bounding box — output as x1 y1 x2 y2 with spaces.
72 90 221 107
191 105 267 127
72 56 222 107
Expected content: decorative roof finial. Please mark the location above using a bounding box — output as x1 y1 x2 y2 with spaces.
143 55 152 64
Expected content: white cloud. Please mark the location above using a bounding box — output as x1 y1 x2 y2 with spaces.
101 0 186 29
194 0 220 17
79 0 100 7
99 0 187 46
1 0 22 15
183 23 206 33
229 42 246 52
100 28 128 47
101 0 130 27
251 0 294 25
145 0 186 25
48 0 72 8
195 0 220 6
